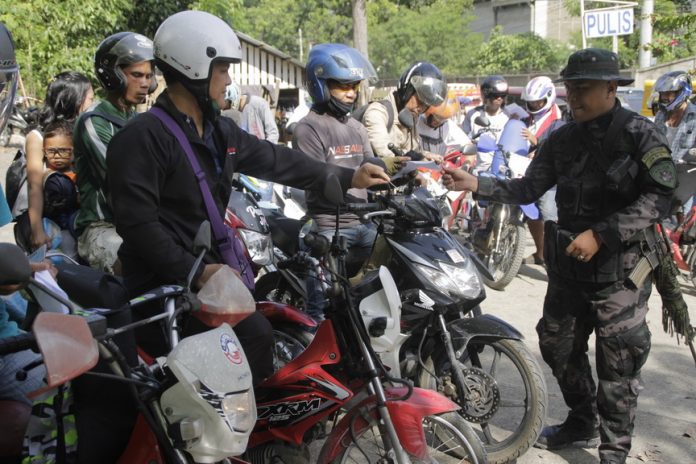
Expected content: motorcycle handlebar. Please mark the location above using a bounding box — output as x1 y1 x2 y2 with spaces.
343 202 380 213
0 332 37 355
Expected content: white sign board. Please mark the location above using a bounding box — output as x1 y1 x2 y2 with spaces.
584 8 634 38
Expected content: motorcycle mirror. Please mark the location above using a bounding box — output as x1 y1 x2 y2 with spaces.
462 143 478 157
474 114 491 128
29 312 99 397
193 221 212 255
0 243 32 286
323 173 344 207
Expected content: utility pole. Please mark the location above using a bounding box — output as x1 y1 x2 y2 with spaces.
639 0 653 68
580 0 587 48
298 28 304 61
352 0 370 105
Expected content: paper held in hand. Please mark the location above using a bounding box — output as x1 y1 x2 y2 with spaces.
503 103 529 120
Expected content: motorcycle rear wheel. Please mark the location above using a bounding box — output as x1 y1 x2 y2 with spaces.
330 413 486 464
481 223 526 291
419 339 546 464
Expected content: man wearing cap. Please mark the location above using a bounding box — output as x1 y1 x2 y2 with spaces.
442 48 675 464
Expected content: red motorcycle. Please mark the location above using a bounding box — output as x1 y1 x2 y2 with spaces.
659 204 696 285
244 212 487 462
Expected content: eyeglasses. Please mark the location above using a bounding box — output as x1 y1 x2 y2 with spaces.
44 147 73 157
488 93 506 100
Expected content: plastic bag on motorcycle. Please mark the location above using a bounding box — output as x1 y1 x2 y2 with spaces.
195 265 256 327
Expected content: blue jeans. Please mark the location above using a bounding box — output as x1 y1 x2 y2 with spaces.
304 224 377 320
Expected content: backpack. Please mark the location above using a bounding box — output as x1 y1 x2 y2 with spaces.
5 148 28 218
352 99 395 129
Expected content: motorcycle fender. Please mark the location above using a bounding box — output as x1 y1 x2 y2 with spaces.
256 301 317 328
448 313 523 349
318 387 458 462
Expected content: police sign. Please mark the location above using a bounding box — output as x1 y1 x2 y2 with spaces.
584 7 634 39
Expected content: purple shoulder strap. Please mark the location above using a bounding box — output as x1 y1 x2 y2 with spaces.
149 107 254 289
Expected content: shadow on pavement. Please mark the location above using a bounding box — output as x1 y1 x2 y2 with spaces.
518 263 549 283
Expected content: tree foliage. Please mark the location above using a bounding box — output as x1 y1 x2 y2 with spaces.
367 0 480 79
468 26 566 75
1 0 132 98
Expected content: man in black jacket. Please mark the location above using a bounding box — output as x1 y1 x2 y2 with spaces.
443 49 676 464
107 11 388 384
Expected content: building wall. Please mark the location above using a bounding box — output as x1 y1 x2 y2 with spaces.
472 0 580 42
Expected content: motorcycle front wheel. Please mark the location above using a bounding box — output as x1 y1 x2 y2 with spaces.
419 339 546 464
329 413 487 464
481 222 526 291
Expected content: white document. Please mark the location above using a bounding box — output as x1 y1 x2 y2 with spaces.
29 270 70 314
503 103 530 120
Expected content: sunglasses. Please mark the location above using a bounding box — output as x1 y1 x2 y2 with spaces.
488 93 506 100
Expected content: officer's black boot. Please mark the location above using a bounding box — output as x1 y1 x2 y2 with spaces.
534 416 599 450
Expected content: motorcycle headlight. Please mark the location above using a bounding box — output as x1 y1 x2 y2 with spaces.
221 390 255 433
238 229 273 266
413 260 482 300
438 261 482 299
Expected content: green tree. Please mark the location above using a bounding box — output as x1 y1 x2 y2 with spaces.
367 0 480 79
1 0 132 99
468 26 566 75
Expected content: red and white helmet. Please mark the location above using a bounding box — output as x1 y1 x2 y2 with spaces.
521 76 556 115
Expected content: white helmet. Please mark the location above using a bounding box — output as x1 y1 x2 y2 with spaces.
225 82 241 108
521 76 556 115
154 11 242 116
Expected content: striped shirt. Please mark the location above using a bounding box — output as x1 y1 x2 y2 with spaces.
73 100 133 233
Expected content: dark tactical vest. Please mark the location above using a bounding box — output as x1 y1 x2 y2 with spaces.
545 108 640 283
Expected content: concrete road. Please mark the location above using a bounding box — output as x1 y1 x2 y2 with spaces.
1 141 695 463
483 255 696 464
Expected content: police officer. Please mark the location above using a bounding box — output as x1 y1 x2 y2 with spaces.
442 48 676 464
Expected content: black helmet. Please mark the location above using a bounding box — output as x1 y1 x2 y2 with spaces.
396 62 447 109
0 23 18 132
94 32 156 94
480 75 508 99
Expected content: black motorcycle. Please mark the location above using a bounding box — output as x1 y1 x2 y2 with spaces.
255 164 547 464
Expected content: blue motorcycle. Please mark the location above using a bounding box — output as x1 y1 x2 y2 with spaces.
470 118 539 290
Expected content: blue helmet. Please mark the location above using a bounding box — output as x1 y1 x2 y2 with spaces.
305 43 377 103
655 71 692 112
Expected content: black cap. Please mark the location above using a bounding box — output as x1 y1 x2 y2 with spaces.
555 48 634 86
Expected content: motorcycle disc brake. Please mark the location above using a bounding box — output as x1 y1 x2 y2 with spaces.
459 367 500 423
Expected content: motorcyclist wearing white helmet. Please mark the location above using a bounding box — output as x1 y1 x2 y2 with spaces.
221 82 242 125
653 71 696 220
653 71 695 164
520 76 564 266
107 11 388 384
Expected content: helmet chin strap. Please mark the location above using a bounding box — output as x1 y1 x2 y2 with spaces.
183 79 220 121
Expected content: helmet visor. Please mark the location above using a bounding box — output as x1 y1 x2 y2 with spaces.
324 47 378 84
411 75 447 108
0 70 17 132
112 34 154 67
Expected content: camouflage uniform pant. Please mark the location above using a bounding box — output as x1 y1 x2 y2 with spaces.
536 271 652 463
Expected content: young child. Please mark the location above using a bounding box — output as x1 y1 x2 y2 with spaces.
41 119 79 233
